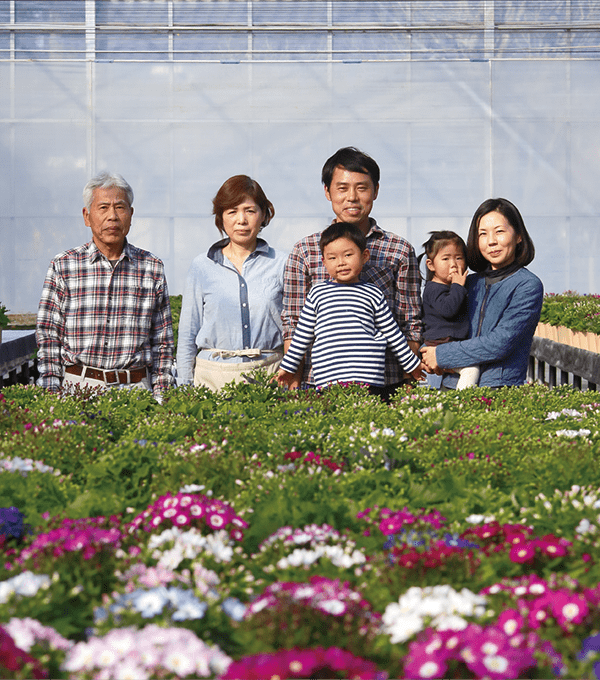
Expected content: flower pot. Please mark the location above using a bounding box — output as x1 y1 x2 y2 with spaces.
585 332 600 353
535 323 559 342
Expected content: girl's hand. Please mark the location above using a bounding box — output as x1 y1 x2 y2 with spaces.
449 268 468 287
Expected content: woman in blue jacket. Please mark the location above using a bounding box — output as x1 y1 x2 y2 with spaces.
421 198 543 388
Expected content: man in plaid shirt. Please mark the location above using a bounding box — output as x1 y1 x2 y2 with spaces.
36 172 174 397
282 147 423 399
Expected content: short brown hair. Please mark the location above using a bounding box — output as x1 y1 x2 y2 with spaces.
212 175 275 234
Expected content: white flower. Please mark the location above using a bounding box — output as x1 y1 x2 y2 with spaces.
385 613 424 643
483 655 509 673
556 429 591 438
433 614 468 631
164 651 195 677
318 599 346 615
293 586 315 600
62 642 95 672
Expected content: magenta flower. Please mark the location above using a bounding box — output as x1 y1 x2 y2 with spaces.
509 542 535 564
551 591 589 627
221 647 384 679
126 493 248 540
497 609 524 637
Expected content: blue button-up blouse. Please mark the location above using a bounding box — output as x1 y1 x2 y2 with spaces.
176 238 287 385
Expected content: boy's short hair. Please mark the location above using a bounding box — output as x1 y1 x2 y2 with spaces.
319 222 368 255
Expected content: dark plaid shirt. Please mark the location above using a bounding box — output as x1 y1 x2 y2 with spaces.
36 240 174 392
282 219 423 385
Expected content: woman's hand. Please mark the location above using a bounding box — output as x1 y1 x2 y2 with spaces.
421 346 442 374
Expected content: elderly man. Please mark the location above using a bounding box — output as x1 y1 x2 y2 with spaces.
36 171 174 396
282 147 423 400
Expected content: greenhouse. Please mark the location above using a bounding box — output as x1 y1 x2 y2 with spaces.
2 3 600 679
1 0 599 314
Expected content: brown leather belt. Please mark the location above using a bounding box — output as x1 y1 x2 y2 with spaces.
64 364 149 385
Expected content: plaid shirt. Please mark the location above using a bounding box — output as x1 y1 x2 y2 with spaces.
282 219 423 385
36 240 174 393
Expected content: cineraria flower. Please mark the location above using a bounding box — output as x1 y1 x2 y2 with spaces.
0 626 48 679
96 586 208 623
404 624 537 680
222 597 247 621
243 576 380 649
62 625 231 678
127 493 247 541
0 571 51 604
0 506 30 540
2 617 73 653
555 428 591 438
17 522 121 568
258 524 342 551
221 646 385 680
0 456 60 476
276 544 366 570
382 585 487 643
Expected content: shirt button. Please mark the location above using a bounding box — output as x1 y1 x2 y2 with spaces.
241 283 245 287
244 325 248 329
242 303 247 307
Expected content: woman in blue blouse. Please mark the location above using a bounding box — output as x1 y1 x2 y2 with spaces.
421 198 543 388
176 176 286 390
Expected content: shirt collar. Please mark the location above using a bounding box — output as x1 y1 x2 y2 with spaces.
207 237 269 264
364 218 384 239
87 239 132 264
327 217 383 240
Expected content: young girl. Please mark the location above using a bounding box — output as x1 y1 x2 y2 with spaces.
420 231 479 389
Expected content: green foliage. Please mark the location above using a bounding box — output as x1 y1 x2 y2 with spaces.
169 294 182 347
0 302 9 328
540 291 600 333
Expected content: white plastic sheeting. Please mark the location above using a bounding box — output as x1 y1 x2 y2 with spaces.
1 2 599 312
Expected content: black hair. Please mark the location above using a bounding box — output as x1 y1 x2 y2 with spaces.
419 231 467 281
319 222 368 255
321 147 380 190
466 198 535 272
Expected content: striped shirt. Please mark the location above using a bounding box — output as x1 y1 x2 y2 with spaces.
36 240 174 393
280 281 421 388
282 219 422 385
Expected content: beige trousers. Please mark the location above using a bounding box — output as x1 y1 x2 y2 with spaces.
193 348 283 392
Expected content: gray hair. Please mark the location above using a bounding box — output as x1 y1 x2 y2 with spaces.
83 171 134 211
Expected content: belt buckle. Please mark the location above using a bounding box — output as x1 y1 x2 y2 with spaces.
104 370 119 386
121 369 131 384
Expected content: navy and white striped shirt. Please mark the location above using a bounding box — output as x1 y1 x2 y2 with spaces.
280 281 420 388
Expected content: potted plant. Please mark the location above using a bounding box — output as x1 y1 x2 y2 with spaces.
0 302 9 344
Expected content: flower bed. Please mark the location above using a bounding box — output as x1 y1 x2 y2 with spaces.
1 381 600 678
536 292 600 353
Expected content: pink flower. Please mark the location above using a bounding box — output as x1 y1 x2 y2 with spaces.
551 591 588 627
497 610 524 637
538 536 569 557
527 600 550 629
207 513 225 529
510 543 535 563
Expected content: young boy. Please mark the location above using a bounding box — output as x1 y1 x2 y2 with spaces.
277 222 424 391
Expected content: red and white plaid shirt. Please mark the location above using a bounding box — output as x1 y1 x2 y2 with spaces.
36 240 174 392
282 219 423 385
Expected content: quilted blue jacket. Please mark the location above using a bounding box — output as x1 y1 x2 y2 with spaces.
436 267 543 387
